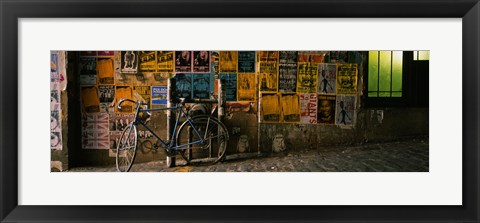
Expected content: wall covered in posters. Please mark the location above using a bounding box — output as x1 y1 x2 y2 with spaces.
67 51 360 153
50 51 67 150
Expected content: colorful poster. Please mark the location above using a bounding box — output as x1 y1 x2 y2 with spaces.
82 114 109 132
335 95 355 126
115 86 134 113
109 114 135 132
237 73 256 101
260 93 280 122
280 93 300 123
175 51 192 72
174 73 192 99
238 51 256 73
121 51 138 74
193 73 211 99
278 51 298 92
219 51 238 73
99 85 115 103
114 51 132 85
317 95 336 124
79 57 97 85
297 63 318 93
133 86 151 106
81 86 100 113
139 51 157 73
318 63 337 95
50 52 59 79
193 51 210 72
298 51 325 64
336 64 358 95
300 93 317 124
157 51 174 73
151 86 168 107
219 74 237 101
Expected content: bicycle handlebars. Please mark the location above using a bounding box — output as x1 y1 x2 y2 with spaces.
117 97 219 110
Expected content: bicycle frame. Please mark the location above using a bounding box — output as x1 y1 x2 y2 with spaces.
132 102 207 152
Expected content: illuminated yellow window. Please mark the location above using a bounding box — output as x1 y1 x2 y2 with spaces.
368 51 403 97
413 51 430 60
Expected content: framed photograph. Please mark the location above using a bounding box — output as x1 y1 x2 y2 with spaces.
2 0 479 222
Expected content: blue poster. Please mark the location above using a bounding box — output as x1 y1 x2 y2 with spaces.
151 86 168 105
174 73 192 99
219 74 237 102
238 51 256 73
193 73 211 99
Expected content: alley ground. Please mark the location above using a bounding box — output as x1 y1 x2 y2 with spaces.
67 137 428 172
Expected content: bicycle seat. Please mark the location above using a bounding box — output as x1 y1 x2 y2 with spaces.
178 98 186 104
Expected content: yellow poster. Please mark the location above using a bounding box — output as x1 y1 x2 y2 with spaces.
115 86 134 114
260 93 280 122
336 64 358 95
297 62 318 93
280 93 300 123
81 86 100 113
237 73 256 101
259 62 277 74
258 51 279 62
97 58 114 85
139 51 157 73
219 51 238 73
157 51 174 73
259 72 278 92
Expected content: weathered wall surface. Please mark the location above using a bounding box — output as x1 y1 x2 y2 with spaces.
258 107 428 153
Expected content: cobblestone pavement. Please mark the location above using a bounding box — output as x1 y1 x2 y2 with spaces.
67 137 428 172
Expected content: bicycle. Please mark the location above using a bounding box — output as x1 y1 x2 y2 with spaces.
115 97 229 172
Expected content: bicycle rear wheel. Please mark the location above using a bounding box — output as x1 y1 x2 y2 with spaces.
116 123 137 172
176 115 228 166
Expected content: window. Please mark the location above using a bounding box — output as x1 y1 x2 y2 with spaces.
368 51 403 97
413 51 430 61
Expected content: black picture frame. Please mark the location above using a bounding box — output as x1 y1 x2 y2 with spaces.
1 0 479 222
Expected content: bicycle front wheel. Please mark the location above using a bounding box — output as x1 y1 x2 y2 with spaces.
116 123 138 172
176 115 228 166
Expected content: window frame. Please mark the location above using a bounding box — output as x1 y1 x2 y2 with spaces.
364 51 409 108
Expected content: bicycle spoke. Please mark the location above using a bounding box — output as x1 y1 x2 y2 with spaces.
116 124 137 172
